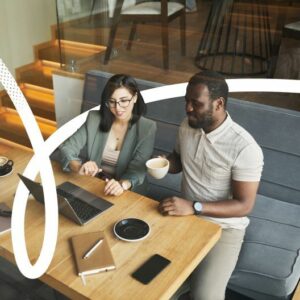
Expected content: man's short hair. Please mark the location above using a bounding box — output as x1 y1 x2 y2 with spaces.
188 71 229 107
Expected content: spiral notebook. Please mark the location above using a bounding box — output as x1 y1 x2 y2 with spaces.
71 231 115 285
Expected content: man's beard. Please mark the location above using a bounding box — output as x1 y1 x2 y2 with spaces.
188 115 213 129
187 106 214 129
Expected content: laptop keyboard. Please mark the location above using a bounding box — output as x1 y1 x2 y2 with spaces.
57 188 102 222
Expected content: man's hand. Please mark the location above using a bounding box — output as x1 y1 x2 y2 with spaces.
167 151 182 174
104 179 124 196
158 197 194 216
78 161 100 177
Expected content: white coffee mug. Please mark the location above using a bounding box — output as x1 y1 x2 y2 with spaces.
146 157 169 179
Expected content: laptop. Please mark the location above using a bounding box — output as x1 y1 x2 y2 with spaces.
18 174 113 226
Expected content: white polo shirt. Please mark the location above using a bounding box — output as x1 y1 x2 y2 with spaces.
175 113 264 229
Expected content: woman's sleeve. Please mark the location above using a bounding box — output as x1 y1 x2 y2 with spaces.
120 121 157 188
59 118 89 172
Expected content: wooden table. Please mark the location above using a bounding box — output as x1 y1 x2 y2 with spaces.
0 138 221 300
293 281 300 300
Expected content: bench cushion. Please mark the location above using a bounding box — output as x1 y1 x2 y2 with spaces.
227 98 300 206
146 172 182 200
229 194 300 298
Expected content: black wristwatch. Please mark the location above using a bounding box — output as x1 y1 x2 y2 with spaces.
193 201 203 215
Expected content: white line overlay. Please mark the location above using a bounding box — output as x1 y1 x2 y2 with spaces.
0 59 58 279
0 58 299 279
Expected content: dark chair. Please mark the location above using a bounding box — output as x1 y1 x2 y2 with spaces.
273 20 300 79
195 0 273 76
103 0 186 69
283 21 300 39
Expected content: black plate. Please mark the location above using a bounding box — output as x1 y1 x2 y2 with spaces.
113 218 150 242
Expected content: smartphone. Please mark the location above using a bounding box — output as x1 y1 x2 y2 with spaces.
132 254 171 284
96 171 113 181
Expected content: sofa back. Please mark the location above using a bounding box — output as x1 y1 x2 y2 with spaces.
228 100 300 205
82 70 300 205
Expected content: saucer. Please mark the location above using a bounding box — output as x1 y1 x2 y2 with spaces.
113 218 150 242
0 166 13 177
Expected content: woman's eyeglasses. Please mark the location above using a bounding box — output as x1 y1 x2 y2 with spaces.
105 95 134 108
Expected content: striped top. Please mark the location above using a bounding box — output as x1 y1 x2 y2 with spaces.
101 130 121 176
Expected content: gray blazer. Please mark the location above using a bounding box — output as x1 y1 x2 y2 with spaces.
59 111 157 192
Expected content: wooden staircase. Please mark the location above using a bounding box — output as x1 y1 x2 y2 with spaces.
0 27 106 148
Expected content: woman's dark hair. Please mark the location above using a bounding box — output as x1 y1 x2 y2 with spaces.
188 70 229 108
99 74 146 132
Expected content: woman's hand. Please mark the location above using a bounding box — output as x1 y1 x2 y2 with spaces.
104 179 124 196
79 161 101 177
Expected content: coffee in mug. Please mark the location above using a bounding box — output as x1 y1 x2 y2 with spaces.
146 157 169 179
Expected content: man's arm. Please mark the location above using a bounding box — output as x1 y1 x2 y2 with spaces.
200 180 259 217
167 150 182 174
158 180 260 217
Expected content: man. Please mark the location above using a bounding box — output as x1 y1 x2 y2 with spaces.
158 71 264 300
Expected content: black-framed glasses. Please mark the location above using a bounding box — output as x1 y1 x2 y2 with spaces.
105 95 134 109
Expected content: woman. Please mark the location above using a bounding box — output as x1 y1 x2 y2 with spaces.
59 74 156 196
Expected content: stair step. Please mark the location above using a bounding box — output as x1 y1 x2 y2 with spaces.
57 26 109 46
0 90 10 106
37 39 106 64
1 84 56 121
0 107 56 147
21 84 56 120
15 60 60 89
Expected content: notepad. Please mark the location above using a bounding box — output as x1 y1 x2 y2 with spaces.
71 231 115 284
0 203 11 235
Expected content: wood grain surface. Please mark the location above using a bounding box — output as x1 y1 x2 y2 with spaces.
0 138 221 300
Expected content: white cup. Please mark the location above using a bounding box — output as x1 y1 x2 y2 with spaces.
0 156 8 167
146 157 169 179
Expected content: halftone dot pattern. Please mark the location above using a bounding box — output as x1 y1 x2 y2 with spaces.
0 60 27 110
0 59 58 279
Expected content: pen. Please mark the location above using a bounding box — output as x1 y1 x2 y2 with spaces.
82 239 103 259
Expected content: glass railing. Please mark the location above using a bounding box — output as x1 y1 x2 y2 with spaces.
55 0 300 109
